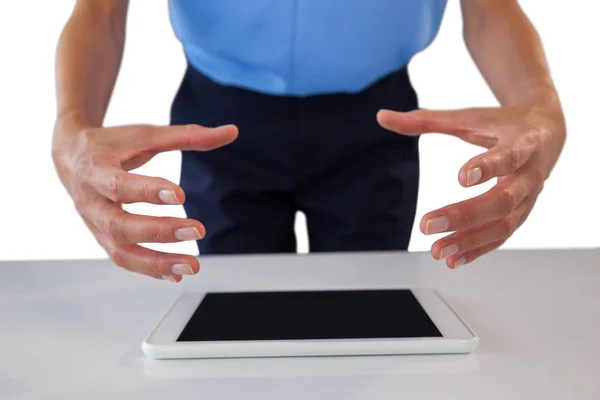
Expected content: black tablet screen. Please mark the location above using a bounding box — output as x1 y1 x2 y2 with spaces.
177 289 442 342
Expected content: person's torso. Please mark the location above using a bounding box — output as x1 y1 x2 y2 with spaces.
169 0 447 96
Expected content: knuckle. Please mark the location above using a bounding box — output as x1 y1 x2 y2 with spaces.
107 245 127 268
147 222 167 243
525 133 543 150
179 125 196 148
517 209 528 227
103 174 121 202
536 180 545 195
504 147 520 171
104 213 124 242
497 188 517 213
70 171 94 207
149 254 167 276
479 158 494 177
139 182 153 202
498 217 515 237
533 167 545 188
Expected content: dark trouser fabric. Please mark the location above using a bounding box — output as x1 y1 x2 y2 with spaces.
171 65 420 255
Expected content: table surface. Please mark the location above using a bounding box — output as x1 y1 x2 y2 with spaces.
1 249 599 400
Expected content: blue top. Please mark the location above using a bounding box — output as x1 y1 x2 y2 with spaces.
168 0 447 96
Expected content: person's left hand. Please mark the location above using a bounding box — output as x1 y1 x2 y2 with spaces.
377 104 565 268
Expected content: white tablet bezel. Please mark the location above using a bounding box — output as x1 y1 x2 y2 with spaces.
143 288 478 359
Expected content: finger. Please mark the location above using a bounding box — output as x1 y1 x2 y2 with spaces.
431 195 536 261
85 199 206 244
81 215 188 282
105 242 199 281
118 124 238 154
377 108 482 136
93 166 186 205
445 239 506 269
421 167 542 234
459 136 542 186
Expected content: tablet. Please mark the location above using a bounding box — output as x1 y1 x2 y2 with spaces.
142 288 479 359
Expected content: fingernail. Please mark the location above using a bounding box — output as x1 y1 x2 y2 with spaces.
175 227 202 241
425 216 449 234
440 244 459 259
467 167 482 186
454 256 467 269
159 189 179 205
171 263 194 275
161 275 177 282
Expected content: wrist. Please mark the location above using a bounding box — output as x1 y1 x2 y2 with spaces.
52 108 95 193
54 107 95 136
52 107 97 152
523 94 566 178
515 83 565 127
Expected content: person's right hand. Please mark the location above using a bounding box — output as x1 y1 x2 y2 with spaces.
52 122 238 282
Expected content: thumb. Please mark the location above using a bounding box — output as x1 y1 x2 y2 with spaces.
127 123 239 154
377 109 475 137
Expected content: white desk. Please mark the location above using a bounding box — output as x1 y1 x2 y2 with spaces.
1 249 598 399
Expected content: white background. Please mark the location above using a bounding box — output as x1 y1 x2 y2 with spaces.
0 1 598 261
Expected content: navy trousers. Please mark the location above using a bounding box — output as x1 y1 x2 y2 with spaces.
171 65 420 254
